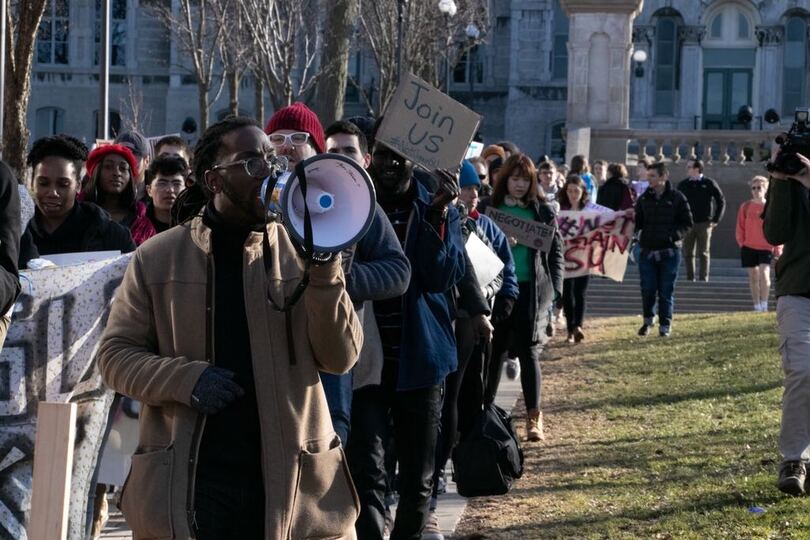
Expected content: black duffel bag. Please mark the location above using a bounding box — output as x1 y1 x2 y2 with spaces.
452 403 524 497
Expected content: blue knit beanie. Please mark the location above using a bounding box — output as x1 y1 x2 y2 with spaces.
459 160 480 188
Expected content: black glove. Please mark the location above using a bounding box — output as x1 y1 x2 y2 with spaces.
430 168 460 209
190 367 245 415
491 296 515 324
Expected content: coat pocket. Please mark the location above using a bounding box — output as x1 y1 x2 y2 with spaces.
119 446 174 539
289 436 360 539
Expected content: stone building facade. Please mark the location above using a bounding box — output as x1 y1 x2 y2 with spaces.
28 0 810 157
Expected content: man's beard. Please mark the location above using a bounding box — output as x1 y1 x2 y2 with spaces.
221 180 264 224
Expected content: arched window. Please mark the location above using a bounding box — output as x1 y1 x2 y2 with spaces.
35 107 65 139
784 17 808 115
655 16 680 116
704 3 756 45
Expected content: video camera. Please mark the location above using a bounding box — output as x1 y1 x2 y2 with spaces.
766 108 810 176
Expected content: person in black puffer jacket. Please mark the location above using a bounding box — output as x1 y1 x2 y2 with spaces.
677 159 725 281
634 162 693 338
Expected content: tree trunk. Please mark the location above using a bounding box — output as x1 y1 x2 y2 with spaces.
254 77 265 124
3 0 49 176
228 70 239 117
311 0 357 124
198 83 209 132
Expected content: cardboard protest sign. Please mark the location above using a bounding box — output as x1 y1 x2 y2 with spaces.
0 255 131 539
556 210 636 282
376 73 481 170
485 207 556 253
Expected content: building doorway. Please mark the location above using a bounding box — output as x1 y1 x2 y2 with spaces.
703 68 752 129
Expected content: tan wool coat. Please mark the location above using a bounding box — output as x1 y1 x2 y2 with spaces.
97 215 363 539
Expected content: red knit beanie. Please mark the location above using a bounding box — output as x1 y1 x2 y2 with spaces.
264 102 325 154
86 144 140 179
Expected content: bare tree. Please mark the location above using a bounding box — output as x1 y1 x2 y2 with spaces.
148 0 230 131
239 0 325 110
358 0 489 114
217 0 253 117
120 78 153 134
3 0 49 174
311 0 358 124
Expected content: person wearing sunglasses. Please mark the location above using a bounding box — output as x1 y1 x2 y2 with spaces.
735 176 781 312
264 102 324 170
98 116 363 539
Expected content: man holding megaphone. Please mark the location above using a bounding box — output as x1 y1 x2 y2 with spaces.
98 116 364 539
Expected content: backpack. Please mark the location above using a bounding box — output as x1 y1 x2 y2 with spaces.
452 403 524 497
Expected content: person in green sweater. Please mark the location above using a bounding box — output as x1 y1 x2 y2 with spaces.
479 154 564 442
763 149 810 497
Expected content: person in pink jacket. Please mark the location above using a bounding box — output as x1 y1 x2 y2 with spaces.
736 175 782 311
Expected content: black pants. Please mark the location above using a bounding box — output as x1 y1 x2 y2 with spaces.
562 275 590 332
458 341 490 437
347 360 443 540
484 282 544 410
432 316 477 497
193 472 265 539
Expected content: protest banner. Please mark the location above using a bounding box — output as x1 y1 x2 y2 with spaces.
0 255 131 539
375 73 481 170
556 209 636 282
485 207 556 253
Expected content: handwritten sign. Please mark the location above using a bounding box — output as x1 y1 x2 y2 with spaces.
376 73 481 170
485 207 556 253
1 255 131 538
556 210 636 282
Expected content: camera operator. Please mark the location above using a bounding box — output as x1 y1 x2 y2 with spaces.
763 147 810 497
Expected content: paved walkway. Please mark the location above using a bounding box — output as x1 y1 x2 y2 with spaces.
101 374 522 539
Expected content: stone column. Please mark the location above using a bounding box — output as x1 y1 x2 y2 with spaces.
678 25 706 130
560 0 644 163
631 25 654 122
755 25 784 119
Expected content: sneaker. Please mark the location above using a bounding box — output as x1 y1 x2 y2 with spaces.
753 304 763 312
574 327 585 343
760 301 769 312
659 326 671 337
421 511 444 540
778 460 807 496
505 357 520 380
546 322 555 337
638 324 651 337
566 332 575 344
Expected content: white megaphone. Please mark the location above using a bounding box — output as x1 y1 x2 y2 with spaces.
259 154 377 252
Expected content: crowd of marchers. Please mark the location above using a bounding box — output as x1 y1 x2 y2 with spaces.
0 99 809 540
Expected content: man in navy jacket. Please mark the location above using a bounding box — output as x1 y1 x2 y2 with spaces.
349 140 465 540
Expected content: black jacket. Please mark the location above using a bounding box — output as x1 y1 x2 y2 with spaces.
0 162 20 316
478 198 564 343
635 182 694 251
25 202 136 258
677 176 725 223
597 176 635 211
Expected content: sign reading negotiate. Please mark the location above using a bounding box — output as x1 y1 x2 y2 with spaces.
376 73 481 171
486 207 556 253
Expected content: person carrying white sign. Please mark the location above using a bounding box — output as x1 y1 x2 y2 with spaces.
479 153 563 442
557 175 593 344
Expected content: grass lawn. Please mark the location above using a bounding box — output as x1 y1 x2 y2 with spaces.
453 312 810 539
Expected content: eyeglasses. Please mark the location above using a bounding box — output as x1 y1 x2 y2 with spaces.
153 179 185 191
268 132 310 147
478 174 487 180
212 156 280 179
